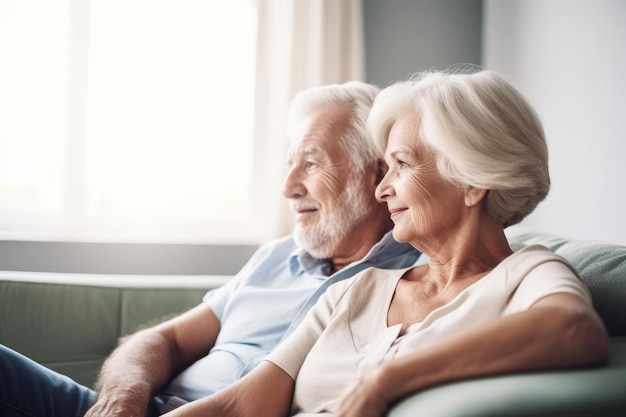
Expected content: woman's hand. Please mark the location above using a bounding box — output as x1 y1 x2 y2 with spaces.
334 368 390 417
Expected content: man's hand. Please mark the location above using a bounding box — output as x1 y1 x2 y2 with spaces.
84 394 147 417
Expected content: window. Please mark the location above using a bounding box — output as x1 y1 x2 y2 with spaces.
0 0 261 243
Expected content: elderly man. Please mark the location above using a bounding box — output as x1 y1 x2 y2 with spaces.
0 82 421 417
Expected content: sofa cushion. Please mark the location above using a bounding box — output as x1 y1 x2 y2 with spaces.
506 225 626 337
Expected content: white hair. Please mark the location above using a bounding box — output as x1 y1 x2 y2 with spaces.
368 68 550 227
287 81 382 173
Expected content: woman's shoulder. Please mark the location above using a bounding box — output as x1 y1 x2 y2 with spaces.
505 244 572 267
500 244 591 310
499 243 583 285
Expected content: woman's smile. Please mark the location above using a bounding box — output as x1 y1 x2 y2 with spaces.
388 207 407 220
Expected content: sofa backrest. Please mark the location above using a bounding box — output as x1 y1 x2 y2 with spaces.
506 225 626 337
0 273 227 387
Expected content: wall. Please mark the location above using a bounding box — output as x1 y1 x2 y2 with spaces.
483 0 626 244
363 0 483 87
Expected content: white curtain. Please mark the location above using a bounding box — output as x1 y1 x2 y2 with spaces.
252 0 366 238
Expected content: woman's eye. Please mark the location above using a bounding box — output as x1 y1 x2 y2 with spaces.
396 158 408 167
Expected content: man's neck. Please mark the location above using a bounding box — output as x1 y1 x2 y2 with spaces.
330 218 392 273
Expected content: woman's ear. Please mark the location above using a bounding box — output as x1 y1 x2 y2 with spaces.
464 187 487 207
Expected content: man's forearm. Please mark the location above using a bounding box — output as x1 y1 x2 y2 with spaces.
84 304 221 416
85 330 179 417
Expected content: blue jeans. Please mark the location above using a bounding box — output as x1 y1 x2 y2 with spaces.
0 344 161 417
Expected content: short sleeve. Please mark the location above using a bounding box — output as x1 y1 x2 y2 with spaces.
202 276 238 320
505 247 592 314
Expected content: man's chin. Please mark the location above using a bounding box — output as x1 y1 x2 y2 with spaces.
294 231 333 259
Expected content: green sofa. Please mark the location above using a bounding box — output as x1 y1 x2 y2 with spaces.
1 226 625 416
0 274 225 388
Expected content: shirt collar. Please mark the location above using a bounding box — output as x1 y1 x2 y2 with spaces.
288 231 408 279
289 248 333 278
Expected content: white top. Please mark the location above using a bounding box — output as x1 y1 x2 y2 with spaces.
266 245 592 416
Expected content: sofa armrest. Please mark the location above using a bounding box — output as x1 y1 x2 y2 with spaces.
388 337 626 417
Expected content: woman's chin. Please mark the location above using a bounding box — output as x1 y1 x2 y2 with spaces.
391 228 411 244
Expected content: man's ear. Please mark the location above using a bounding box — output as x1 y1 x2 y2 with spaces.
375 159 388 184
464 187 487 207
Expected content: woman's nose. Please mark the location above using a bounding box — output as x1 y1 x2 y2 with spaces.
375 172 393 203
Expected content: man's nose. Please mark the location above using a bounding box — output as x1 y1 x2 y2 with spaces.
282 168 306 199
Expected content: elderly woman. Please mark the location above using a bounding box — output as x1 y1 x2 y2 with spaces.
166 69 608 417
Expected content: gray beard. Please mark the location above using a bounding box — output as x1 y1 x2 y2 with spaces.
293 175 370 259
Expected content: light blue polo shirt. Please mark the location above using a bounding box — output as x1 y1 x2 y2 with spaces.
159 231 421 406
